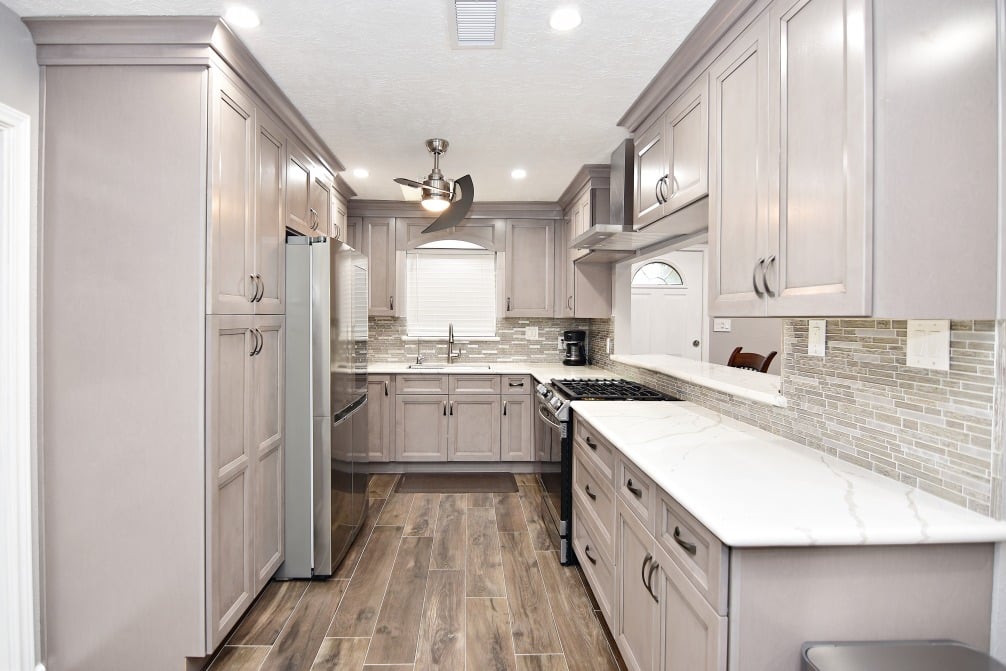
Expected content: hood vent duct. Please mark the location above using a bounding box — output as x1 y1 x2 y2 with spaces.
454 0 499 47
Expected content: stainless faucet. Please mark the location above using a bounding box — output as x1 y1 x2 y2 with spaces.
447 322 461 364
415 336 425 365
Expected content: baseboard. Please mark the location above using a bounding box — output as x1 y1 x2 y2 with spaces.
367 462 561 474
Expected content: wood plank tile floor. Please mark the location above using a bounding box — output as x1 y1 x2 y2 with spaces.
208 473 626 671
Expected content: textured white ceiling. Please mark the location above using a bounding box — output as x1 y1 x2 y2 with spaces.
6 0 716 201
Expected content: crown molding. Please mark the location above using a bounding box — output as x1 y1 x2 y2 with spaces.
557 164 611 210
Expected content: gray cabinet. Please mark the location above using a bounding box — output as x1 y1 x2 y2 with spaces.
363 217 397 316
633 119 666 230
448 395 502 460
615 497 659 671
309 167 332 235
331 192 349 243
500 395 533 461
505 219 554 317
558 186 613 318
254 111 287 315
395 394 449 461
367 375 394 462
286 141 313 235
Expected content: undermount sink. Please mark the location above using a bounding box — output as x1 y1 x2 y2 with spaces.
407 363 492 371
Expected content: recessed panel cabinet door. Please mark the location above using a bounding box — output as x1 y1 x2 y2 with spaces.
208 73 255 315
449 395 502 461
505 220 553 317
395 394 449 461
766 0 871 316
500 396 532 461
286 142 312 234
251 316 284 592
364 217 397 316
666 74 709 214
634 119 666 229
254 112 286 315
206 316 255 648
708 14 770 317
309 169 332 235
615 499 658 671
655 545 727 671
367 375 393 462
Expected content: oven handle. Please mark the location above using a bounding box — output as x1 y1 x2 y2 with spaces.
536 404 562 430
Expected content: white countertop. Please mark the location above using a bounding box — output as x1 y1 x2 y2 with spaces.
571 400 1006 547
367 362 614 384
610 354 787 407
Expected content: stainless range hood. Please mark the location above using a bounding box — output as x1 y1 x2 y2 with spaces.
571 139 708 262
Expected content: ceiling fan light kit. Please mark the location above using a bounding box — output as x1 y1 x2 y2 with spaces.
394 138 475 232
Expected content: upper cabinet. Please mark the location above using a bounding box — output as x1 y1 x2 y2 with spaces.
633 75 709 230
363 217 398 316
505 219 554 317
331 191 348 242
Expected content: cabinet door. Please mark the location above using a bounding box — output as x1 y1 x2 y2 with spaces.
251 316 284 592
633 118 667 229
367 375 393 462
448 395 501 461
347 216 362 251
665 74 709 214
364 217 397 316
654 545 727 671
708 14 771 317
332 193 348 242
500 396 532 461
766 0 871 316
208 72 255 315
286 142 312 235
505 220 554 317
309 168 332 235
395 394 448 461
206 316 255 647
615 498 658 671
254 112 286 315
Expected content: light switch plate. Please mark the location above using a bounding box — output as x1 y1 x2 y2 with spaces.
907 320 950 370
713 318 732 333
557 336 564 351
808 319 826 357
525 326 539 340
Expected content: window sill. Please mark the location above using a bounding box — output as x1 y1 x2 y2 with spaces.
401 336 501 342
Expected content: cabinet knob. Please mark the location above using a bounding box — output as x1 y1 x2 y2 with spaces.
584 484 597 501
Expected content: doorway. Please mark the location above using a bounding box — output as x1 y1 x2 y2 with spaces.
629 249 705 360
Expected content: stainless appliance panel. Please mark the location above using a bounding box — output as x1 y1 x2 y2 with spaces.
312 416 333 574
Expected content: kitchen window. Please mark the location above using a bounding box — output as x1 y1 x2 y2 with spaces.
632 260 684 286
406 241 497 337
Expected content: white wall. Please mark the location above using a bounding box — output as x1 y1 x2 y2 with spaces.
0 1 42 667
707 318 782 374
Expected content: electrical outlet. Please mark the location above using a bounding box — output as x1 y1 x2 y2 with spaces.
525 326 539 340
713 319 732 333
907 320 950 370
606 337 612 354
557 336 563 351
808 319 826 356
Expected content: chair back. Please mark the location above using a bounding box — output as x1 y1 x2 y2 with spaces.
726 346 777 373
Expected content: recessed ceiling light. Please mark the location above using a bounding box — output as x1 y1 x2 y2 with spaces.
352 168 369 178
511 168 527 179
224 6 260 28
549 6 581 31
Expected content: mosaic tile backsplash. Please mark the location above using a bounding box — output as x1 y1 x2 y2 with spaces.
588 317 1000 516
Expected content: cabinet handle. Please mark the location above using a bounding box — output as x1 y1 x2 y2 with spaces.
654 178 663 205
585 436 597 451
647 561 660 603
248 274 257 302
256 328 264 356
384 380 389 396
626 478 642 498
584 484 597 501
673 526 698 556
584 544 597 565
506 297 511 311
389 295 394 311
567 295 574 310
254 274 264 302
309 207 319 230
333 223 341 240
752 258 766 297
658 174 670 202
641 553 652 590
248 328 257 356
508 380 524 388
442 401 447 416
763 255 777 297
503 400 508 416
449 401 454 416
249 328 263 357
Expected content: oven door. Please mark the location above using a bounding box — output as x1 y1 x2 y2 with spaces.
535 396 567 557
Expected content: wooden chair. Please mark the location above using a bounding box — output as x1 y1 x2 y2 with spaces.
727 346 777 373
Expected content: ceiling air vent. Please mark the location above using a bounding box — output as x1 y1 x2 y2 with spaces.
453 0 499 48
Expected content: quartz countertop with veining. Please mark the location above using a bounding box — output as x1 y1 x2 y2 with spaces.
571 400 1006 547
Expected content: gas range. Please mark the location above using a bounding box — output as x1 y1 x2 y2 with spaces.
535 377 675 421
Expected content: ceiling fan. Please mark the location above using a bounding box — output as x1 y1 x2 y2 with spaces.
394 138 474 234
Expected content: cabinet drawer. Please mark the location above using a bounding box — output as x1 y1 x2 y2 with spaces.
448 374 500 395
395 374 449 394
656 490 729 615
572 498 615 628
618 457 656 534
572 449 615 556
573 416 615 483
501 375 532 395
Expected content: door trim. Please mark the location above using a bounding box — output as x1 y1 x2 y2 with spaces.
0 101 44 671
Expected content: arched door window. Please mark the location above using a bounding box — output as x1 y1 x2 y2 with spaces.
631 261 684 287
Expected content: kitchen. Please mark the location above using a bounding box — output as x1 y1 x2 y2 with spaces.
2 1 1006 671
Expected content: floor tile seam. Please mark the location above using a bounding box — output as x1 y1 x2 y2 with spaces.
487 502 520 671
497 530 563 656
320 578 353 652
361 529 408 664
530 550 570 664
244 580 313 668
406 539 437 666
342 498 387 581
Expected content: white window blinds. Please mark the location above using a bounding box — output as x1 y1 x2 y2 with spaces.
406 249 497 337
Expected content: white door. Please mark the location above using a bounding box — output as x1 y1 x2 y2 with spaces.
630 250 704 360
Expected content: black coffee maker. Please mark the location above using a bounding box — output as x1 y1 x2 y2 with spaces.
562 329 587 366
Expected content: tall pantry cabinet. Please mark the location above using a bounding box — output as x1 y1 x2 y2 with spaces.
30 18 345 671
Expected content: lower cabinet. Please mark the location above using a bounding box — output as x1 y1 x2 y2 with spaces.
367 374 393 461
395 394 450 461
206 314 285 648
448 395 502 460
500 395 533 461
615 498 660 671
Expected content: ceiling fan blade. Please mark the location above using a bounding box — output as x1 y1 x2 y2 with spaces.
423 174 474 234
394 176 452 196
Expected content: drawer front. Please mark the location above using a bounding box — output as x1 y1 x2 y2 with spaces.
396 374 449 394
618 457 655 534
656 490 728 615
448 374 501 395
501 375 532 395
572 498 615 627
572 449 615 556
573 416 615 483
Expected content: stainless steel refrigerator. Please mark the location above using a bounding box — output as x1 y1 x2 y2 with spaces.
278 235 369 578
